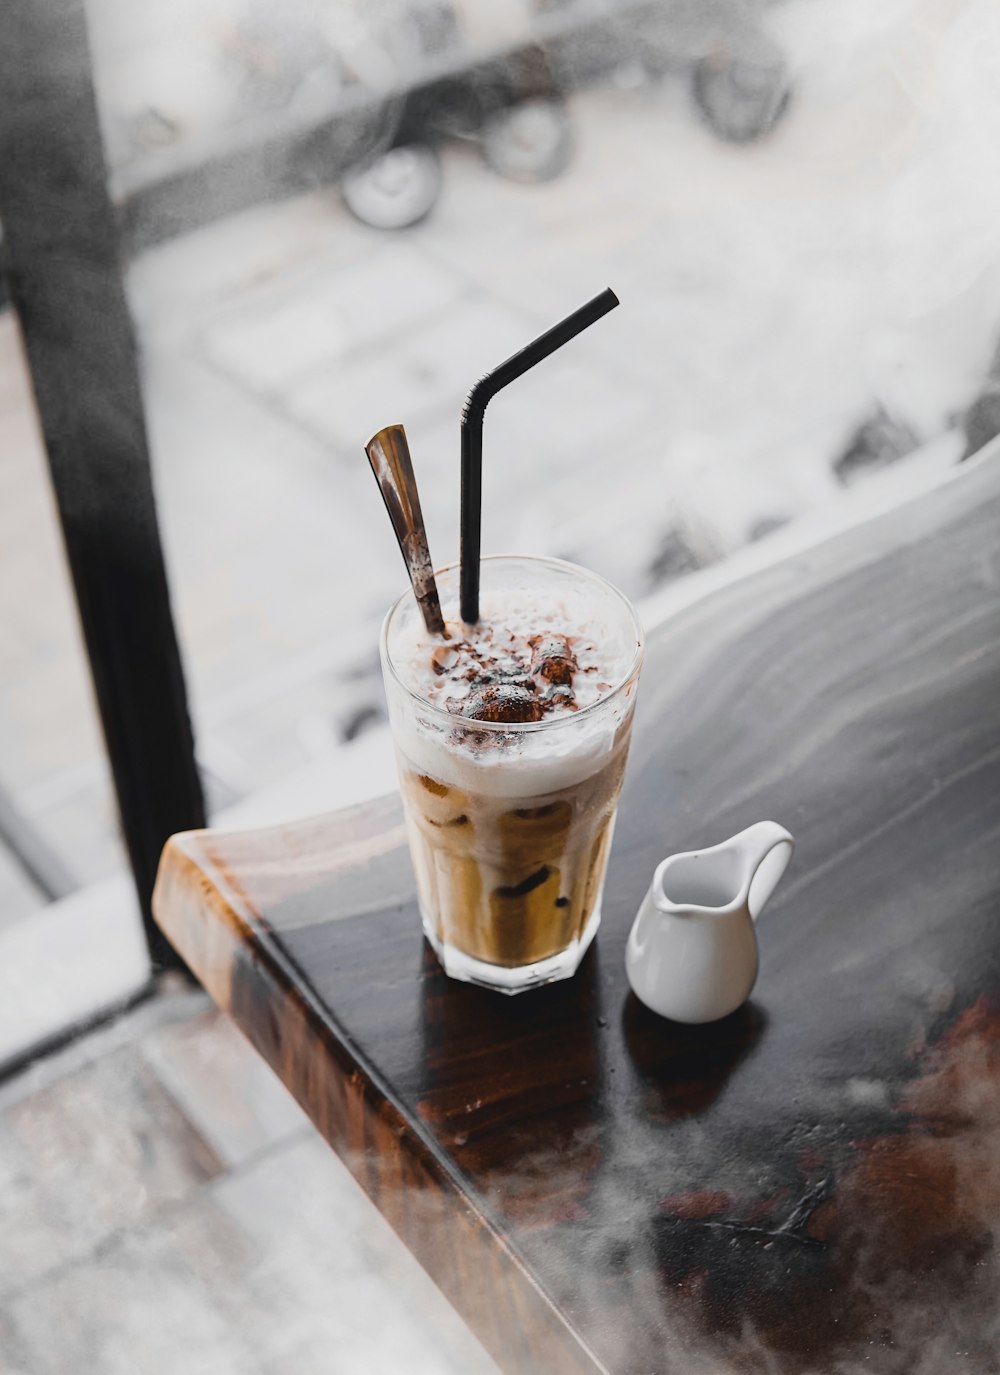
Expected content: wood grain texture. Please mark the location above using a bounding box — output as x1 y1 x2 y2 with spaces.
155 453 1000 1374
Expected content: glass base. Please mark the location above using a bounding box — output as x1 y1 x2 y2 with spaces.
421 903 601 995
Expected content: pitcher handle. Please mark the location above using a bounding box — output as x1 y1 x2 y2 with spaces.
737 821 795 921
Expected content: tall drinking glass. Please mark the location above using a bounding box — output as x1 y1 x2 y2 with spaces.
380 555 643 993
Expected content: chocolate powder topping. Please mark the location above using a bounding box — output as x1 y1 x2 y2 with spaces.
529 633 577 686
429 622 596 724
466 684 545 724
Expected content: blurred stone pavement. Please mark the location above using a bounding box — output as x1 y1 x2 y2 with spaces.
0 985 500 1374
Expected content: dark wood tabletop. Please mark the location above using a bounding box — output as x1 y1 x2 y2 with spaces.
154 450 1000 1375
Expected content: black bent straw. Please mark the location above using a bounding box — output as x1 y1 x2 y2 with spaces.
459 287 620 624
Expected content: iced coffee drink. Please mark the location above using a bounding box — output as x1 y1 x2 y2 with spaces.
380 556 643 993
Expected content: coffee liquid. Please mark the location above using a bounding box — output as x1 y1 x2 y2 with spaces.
398 728 631 966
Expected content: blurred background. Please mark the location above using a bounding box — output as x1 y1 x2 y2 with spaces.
2 0 1000 1369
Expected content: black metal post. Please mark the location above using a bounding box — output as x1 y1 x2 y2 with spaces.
0 0 206 968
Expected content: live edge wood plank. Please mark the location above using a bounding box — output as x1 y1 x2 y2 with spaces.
155 451 1000 1375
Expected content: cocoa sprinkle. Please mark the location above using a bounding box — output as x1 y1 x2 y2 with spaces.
529 633 578 686
431 625 585 722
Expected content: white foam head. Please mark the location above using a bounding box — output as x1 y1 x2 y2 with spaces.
381 556 643 798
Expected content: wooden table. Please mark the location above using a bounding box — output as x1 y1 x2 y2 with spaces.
154 452 1000 1374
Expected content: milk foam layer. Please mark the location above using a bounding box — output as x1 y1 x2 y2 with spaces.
392 709 629 798
383 560 642 798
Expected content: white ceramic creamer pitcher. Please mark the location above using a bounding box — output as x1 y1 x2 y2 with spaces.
625 822 794 1023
